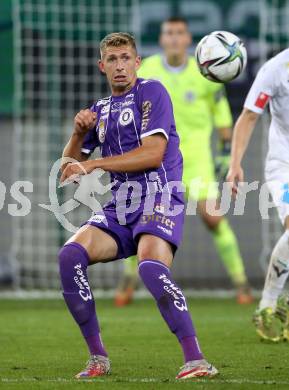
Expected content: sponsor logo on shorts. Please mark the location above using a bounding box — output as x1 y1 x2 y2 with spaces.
157 225 172 236
74 263 92 301
154 203 165 214
88 214 106 223
140 214 175 229
158 273 188 312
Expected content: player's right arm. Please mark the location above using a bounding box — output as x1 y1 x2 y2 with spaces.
61 109 97 171
227 59 277 193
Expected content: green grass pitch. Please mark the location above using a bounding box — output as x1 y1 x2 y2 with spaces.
1 298 289 389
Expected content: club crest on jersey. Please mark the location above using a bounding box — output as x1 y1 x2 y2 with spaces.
119 108 134 126
98 119 106 143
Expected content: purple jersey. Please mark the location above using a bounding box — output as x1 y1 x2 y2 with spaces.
81 78 183 202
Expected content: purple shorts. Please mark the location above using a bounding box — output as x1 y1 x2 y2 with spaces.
83 192 184 260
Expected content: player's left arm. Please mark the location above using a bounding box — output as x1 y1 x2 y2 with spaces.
60 81 171 183
227 59 277 193
210 86 233 180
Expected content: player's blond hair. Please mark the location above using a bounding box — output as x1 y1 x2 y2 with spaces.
99 32 137 56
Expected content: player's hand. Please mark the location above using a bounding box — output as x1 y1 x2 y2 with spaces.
214 140 231 181
74 109 97 136
226 164 244 196
60 160 97 184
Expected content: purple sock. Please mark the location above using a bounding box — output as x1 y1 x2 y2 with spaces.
138 259 203 363
180 336 203 363
59 242 107 357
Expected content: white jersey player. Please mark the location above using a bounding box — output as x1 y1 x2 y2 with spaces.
227 48 289 342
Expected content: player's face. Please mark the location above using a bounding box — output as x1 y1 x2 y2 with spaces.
99 45 141 94
160 22 191 57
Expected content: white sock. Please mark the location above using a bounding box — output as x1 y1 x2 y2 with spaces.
259 230 289 310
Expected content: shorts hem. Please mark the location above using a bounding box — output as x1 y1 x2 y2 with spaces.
84 222 131 260
133 228 180 255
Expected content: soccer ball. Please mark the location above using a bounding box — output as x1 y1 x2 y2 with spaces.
195 31 247 83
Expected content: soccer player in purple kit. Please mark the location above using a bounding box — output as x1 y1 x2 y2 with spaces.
59 32 218 380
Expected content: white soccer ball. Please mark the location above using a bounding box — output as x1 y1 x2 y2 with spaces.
195 31 247 83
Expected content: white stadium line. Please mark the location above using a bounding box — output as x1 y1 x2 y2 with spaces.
0 288 262 299
1 377 289 385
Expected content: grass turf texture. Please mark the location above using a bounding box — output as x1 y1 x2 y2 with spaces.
1 298 289 389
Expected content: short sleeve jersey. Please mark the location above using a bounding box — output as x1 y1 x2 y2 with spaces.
81 78 183 201
244 48 289 164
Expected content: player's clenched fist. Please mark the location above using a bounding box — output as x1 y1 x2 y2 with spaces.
74 109 97 135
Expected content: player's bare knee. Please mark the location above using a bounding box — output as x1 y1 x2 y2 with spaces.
64 225 118 264
137 246 157 262
137 242 151 261
137 234 173 266
58 243 81 271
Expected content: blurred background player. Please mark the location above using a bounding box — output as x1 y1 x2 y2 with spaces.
115 17 253 306
228 48 289 342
